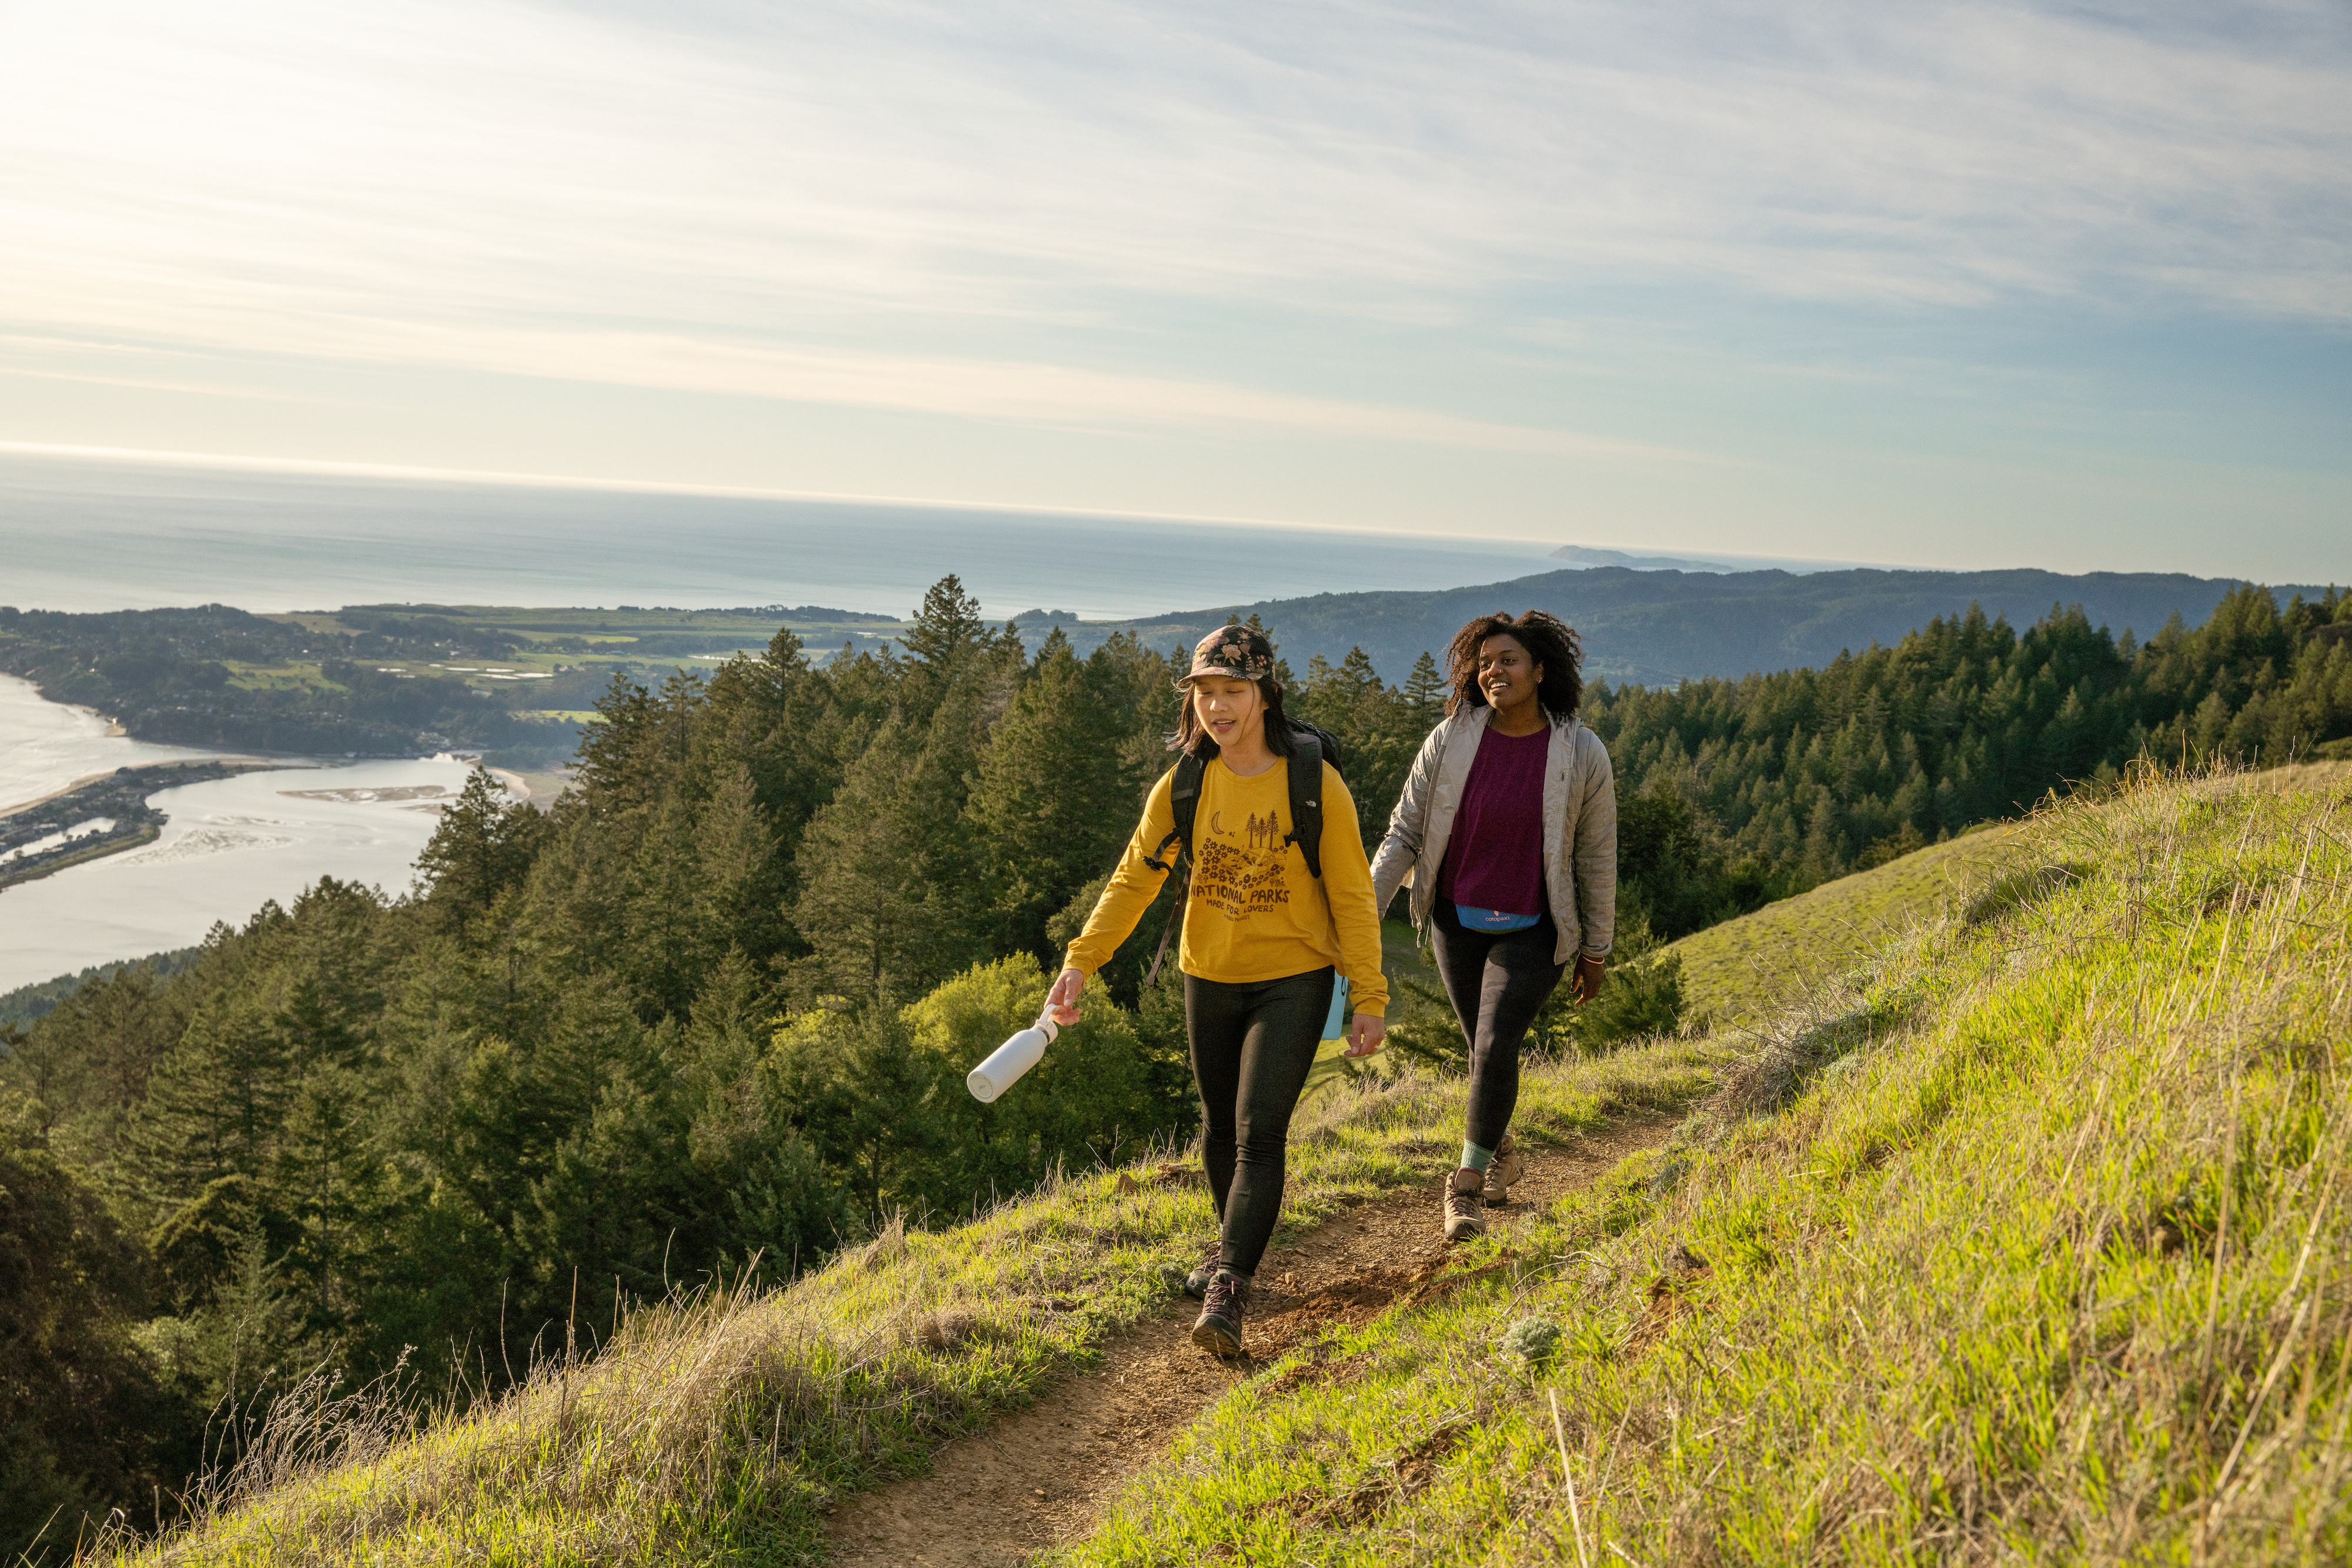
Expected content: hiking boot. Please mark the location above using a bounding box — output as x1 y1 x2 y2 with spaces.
1182 1241 1221 1300
1444 1168 1486 1242
1481 1133 1524 1205
1191 1269 1251 1358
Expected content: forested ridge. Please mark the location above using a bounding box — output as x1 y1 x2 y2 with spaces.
1056 563 2336 685
1588 583 2352 934
4 575 2350 1560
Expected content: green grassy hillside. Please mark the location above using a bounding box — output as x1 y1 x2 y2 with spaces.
93 1041 1721 1567
1664 824 2025 1029
1054 763 2352 1563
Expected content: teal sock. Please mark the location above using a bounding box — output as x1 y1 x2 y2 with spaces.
1461 1140 1495 1173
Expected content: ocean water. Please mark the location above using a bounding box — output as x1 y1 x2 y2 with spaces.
0 450 1563 621
0 751 514 991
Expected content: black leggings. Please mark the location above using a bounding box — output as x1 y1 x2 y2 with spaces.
1184 967 1334 1278
1429 903 1568 1154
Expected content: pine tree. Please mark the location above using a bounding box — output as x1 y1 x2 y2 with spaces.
268 1062 392 1346
0 1098 189 1560
766 999 938 1231
699 627 844 909
902 574 991 671
620 787 714 1019
793 696 987 1002
663 952 853 1281
572 670 663 814
415 767 543 931
128 962 301 1219
965 630 1135 961
898 575 1012 722
1403 649 1446 727
696 763 790 965
0 968 189 1155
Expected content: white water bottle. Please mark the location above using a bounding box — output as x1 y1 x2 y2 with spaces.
967 1011 1060 1103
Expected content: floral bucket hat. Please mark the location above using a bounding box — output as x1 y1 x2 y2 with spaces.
1177 624 1274 687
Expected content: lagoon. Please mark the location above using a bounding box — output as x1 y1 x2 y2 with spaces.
0 676 518 990
0 673 226 815
0 754 514 991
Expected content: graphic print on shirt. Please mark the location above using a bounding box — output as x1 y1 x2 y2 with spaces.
1192 807 1292 921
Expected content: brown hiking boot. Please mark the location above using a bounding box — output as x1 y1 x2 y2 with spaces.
1482 1132 1524 1204
1182 1241 1221 1300
1444 1168 1486 1242
1191 1269 1251 1358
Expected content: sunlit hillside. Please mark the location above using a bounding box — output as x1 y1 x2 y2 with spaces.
92 761 2352 1565
1665 824 2026 1029
1059 762 2352 1562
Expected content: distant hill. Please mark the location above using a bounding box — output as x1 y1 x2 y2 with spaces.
1548 543 1746 572
0 946 200 1027
1048 566 2337 684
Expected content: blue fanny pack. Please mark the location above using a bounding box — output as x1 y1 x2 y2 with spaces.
1455 904 1541 933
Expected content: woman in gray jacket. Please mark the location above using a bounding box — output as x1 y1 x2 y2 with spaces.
1370 610 1616 1242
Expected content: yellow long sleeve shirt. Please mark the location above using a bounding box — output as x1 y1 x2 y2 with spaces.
1065 755 1389 1017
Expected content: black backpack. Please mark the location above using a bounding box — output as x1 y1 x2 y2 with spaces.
1139 721 1344 983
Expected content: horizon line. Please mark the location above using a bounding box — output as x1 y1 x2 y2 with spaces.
3 440 2311 590
0 438 1568 554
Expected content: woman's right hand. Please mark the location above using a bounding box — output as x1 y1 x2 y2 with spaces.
1047 967 1087 1025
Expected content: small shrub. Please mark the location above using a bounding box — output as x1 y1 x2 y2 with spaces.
1499 1317 1560 1368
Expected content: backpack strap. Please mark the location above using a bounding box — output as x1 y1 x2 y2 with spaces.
1141 751 1206 873
1281 727 1325 880
1140 751 1207 987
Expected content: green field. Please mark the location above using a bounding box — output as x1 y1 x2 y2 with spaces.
252 603 916 698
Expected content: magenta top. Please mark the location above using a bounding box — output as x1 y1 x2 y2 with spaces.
1436 723 1549 916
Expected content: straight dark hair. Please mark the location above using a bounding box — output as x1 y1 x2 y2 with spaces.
1444 610 1583 718
1172 676 1292 757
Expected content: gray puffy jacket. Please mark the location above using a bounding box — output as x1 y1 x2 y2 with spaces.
1369 706 1617 964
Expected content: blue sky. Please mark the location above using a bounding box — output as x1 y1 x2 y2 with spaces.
1 0 2346 580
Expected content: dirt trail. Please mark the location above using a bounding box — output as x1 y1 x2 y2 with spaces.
826 1112 1678 1567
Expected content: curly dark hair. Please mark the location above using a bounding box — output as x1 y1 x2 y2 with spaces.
1444 610 1583 718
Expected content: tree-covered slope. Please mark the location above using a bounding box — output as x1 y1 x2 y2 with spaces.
0 604 582 763
0 603 900 767
1588 585 2352 935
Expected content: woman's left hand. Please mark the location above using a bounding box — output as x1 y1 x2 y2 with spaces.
1344 1012 1386 1058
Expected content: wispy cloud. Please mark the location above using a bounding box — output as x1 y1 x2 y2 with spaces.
1 0 2346 439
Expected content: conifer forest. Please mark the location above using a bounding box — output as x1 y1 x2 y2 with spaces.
5 574 2351 1555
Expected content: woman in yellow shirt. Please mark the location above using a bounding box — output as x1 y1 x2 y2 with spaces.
1047 625 1388 1357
